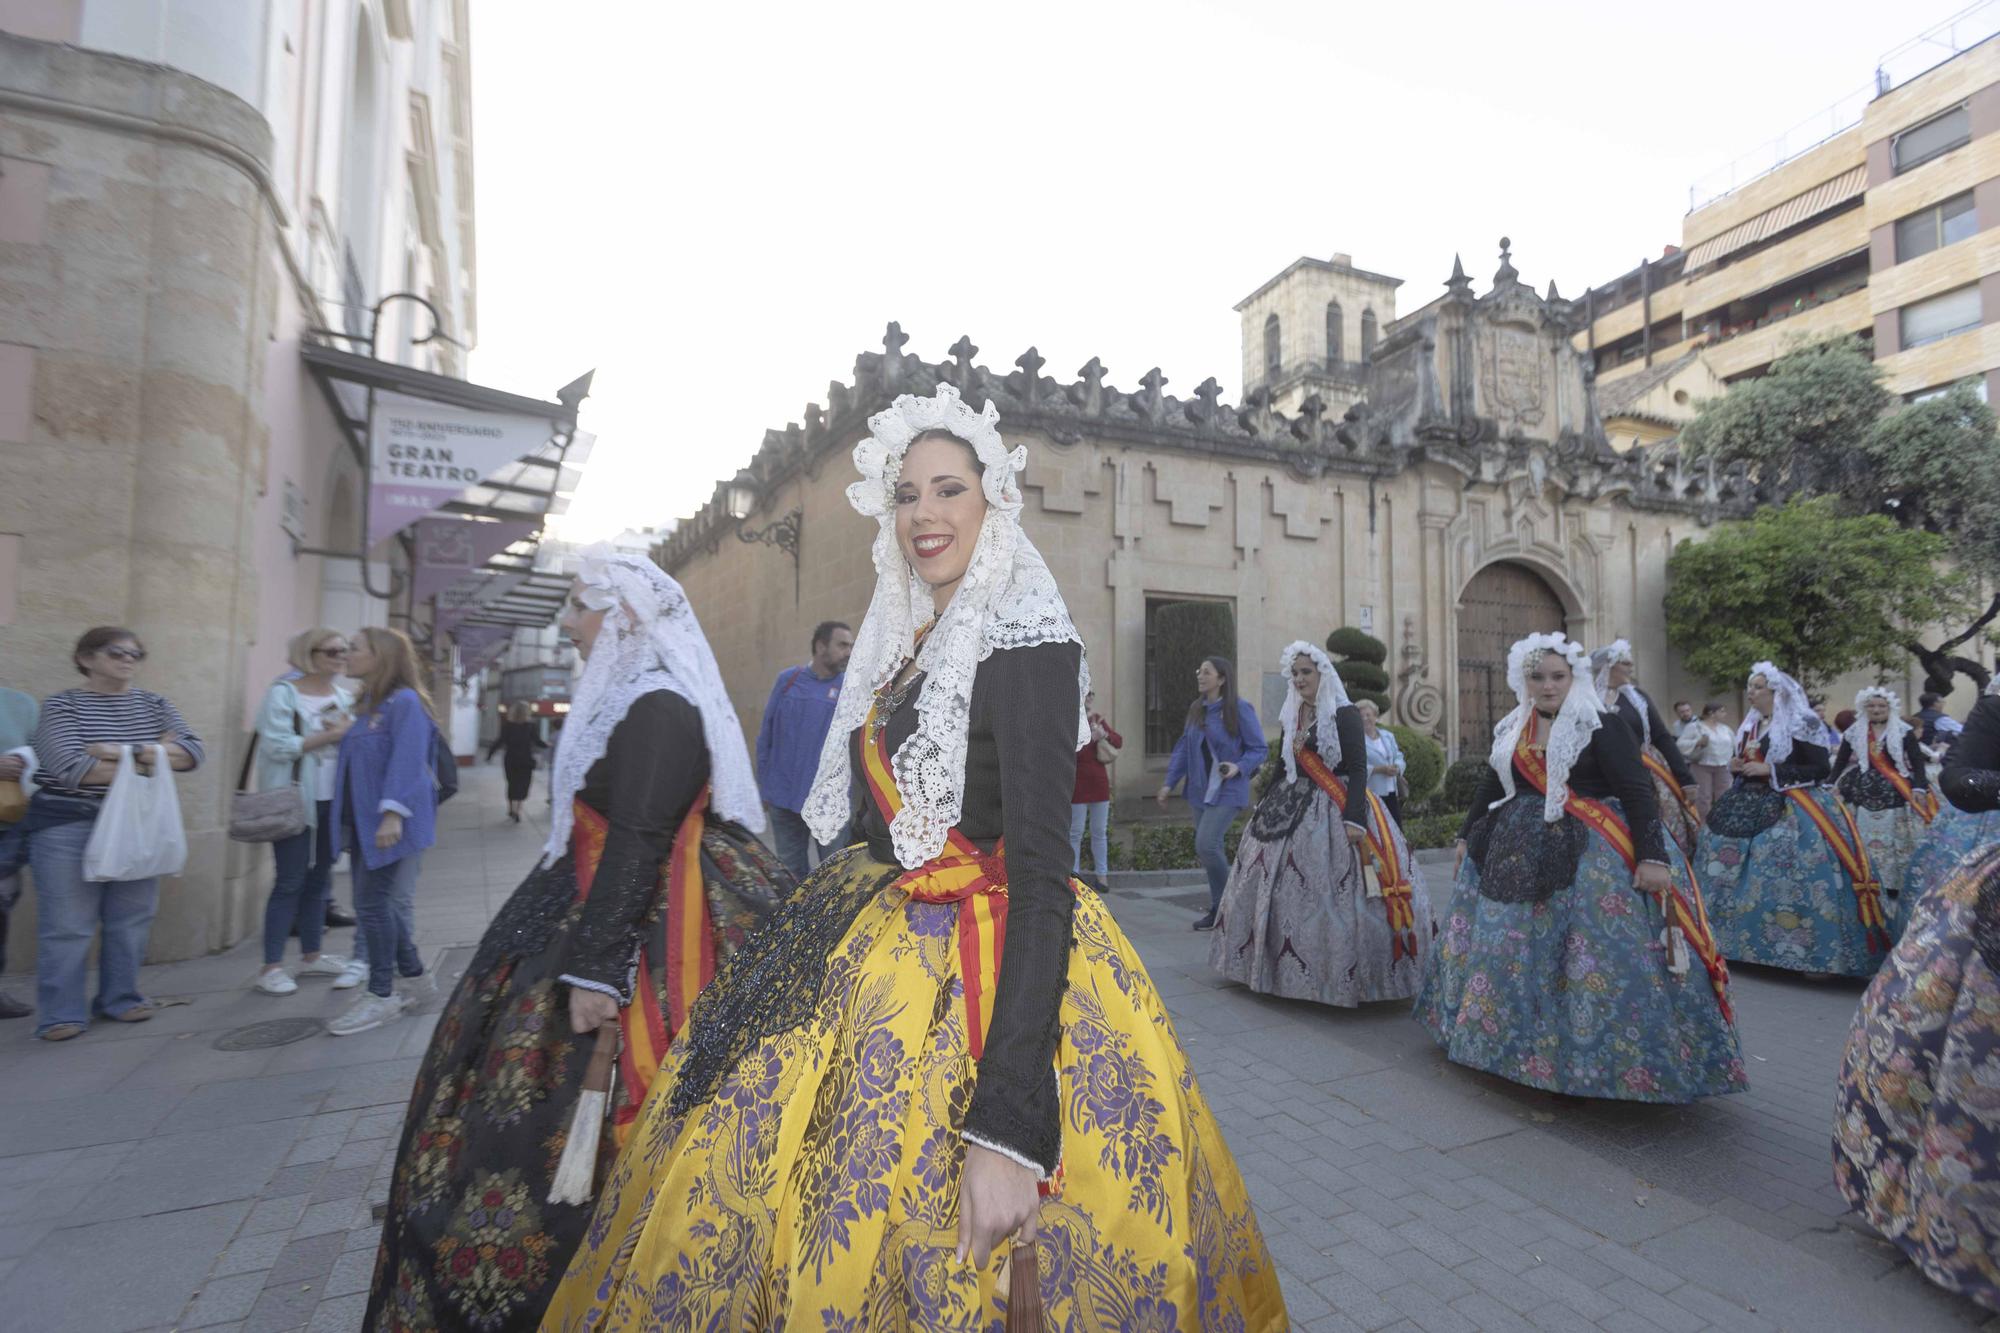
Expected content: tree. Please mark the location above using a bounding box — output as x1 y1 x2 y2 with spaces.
1663 497 1965 693
1679 335 1999 690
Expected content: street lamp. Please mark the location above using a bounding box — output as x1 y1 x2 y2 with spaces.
724 472 802 601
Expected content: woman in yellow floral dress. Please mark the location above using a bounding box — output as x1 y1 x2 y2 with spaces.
544 383 1287 1330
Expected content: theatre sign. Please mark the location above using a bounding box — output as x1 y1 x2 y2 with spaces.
367 391 565 542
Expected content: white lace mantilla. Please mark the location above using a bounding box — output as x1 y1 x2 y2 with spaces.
801 384 1089 868
541 546 763 867
1844 685 1914 778
1488 632 1606 823
1736 661 1824 786
1277 640 1351 784
1589 640 1650 746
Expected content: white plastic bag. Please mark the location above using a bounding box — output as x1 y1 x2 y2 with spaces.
83 745 188 882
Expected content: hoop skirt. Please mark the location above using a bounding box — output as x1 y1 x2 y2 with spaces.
1210 763 1430 1006
1414 795 1746 1102
1835 845 2000 1310
1898 798 2000 937
1699 783 1888 976
1834 763 1930 934
542 848 1286 1331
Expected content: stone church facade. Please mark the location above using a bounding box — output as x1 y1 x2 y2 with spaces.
657 243 1763 805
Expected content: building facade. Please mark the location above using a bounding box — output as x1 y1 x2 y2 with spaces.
0 0 486 967
1579 27 2000 405
655 245 1766 810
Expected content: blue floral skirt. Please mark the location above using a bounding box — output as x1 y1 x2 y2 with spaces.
1412 798 1746 1102
1699 786 1887 977
1897 803 2000 938
1836 846 2000 1310
544 848 1287 1331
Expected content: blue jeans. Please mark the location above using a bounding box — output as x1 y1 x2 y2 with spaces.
766 805 845 886
1069 800 1110 879
352 851 424 998
28 814 158 1032
263 801 333 966
1194 803 1240 914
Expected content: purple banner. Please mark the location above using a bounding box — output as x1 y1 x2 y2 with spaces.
412 517 539 603
435 571 529 637
367 391 562 545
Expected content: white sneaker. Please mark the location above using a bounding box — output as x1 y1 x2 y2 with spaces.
331 958 368 990
327 992 403 1036
252 970 298 996
296 954 349 978
394 966 436 1009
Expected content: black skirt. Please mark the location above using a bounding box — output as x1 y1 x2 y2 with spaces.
503 759 534 801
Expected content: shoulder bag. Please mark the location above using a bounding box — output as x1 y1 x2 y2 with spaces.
229 710 307 843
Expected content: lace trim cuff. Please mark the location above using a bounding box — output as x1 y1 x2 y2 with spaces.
962 1130 1055 1182
558 974 625 1001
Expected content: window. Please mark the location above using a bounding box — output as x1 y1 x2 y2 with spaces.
1144 596 1237 755
1360 309 1378 363
1893 105 1970 175
1910 377 1990 404
1895 191 1977 262
1325 301 1343 367
1263 314 1281 382
1900 284 1982 348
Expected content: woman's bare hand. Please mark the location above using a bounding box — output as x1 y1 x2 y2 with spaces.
568 987 619 1034
955 1142 1039 1268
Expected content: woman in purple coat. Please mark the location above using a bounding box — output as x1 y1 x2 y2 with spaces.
1156 655 1265 930
327 626 441 1037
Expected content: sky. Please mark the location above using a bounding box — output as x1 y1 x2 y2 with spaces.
465 0 1985 540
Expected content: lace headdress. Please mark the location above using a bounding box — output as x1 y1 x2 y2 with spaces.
1278 640 1352 784
541 545 762 867
1589 639 1649 746
1736 661 1823 777
1844 685 1913 777
800 383 1089 867
1487 632 1606 823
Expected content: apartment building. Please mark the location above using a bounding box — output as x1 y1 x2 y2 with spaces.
1578 21 2000 407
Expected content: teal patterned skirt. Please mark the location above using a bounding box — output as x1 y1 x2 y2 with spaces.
1413 797 1746 1103
1897 801 2000 938
1699 784 1887 977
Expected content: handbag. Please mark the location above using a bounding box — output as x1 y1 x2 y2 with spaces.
1094 735 1120 765
229 713 307 843
83 745 189 881
0 745 33 825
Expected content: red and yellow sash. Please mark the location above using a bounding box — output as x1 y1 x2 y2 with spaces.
1513 715 1734 1022
1867 742 1937 824
1295 747 1420 961
1641 751 1703 832
571 794 711 1146
1786 788 1891 952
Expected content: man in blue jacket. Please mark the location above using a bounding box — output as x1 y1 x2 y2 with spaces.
756 620 852 880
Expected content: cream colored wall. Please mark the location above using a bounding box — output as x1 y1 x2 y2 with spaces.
1864 40 2000 143
1684 129 1866 249
1238 263 1400 391
1878 322 2000 393
1702 288 1873 380
1680 209 1870 323
1865 133 2000 230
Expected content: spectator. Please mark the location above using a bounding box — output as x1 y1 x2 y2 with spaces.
1686 702 1735 818
26 626 203 1041
1671 699 1700 749
1156 655 1264 932
1069 689 1120 887
1355 699 1407 823
0 686 38 1019
755 619 853 880
485 700 547 824
249 629 355 996
326 626 439 1036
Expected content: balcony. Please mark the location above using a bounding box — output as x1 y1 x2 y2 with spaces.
1701 287 1874 380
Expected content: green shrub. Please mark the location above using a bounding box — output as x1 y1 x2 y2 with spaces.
1442 756 1489 811
1401 810 1464 851
1325 627 1389 664
1387 725 1443 804
1339 661 1390 695
1248 737 1285 803
1109 817 1246 871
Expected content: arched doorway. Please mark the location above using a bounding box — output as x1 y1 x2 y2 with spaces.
1456 561 1567 754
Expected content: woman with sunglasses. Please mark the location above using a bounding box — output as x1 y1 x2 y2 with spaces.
24 626 202 1040
248 629 356 995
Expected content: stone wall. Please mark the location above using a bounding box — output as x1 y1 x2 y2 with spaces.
0 33 280 967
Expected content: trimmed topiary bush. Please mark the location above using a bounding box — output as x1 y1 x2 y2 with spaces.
1387 724 1443 804
1442 756 1489 811
1339 661 1391 696
1325 627 1389 665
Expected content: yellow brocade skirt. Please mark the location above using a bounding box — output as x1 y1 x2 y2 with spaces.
541 847 1287 1331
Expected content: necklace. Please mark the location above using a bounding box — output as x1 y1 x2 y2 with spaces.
867 621 937 741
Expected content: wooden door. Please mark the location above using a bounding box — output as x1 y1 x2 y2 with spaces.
1456 562 1567 755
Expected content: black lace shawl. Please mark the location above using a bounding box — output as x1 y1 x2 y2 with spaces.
1832 731 1930 811
1457 715 1669 866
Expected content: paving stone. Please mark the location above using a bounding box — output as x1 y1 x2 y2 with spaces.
242 1280 322 1333
0 1199 247 1333
181 1272 269 1328
215 1229 291 1277
268 1231 345 1285
305 1291 368 1332
294 1197 369 1239
242 1193 312 1235
261 1163 330 1198
1309 1271 1402 1330
324 1246 375 1298
309 1166 374 1204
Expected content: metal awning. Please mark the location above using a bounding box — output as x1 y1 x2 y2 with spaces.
1682 163 1867 272
453 571 576 630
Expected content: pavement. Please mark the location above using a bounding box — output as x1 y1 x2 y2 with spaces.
0 764 1991 1332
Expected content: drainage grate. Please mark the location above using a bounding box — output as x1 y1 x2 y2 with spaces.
213 1016 327 1050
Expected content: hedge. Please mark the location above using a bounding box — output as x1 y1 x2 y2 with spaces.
1325 627 1389 664
1152 601 1236 731
1109 816 1247 871
1442 756 1489 810
1401 810 1464 850
1387 724 1443 804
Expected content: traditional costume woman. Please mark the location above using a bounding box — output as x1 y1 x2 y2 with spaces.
1414 633 1743 1102
1208 640 1429 1006
363 549 789 1333
1698 663 1891 976
1592 640 1703 860
1830 686 1933 927
545 385 1285 1331
1836 841 2000 1310
1897 677 2000 936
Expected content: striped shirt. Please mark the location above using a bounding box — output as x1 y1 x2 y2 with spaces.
31 688 205 799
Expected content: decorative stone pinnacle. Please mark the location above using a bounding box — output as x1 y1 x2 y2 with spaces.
1016 346 1045 378
948 334 978 365
883 321 909 356
1494 238 1519 287
1446 253 1471 293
